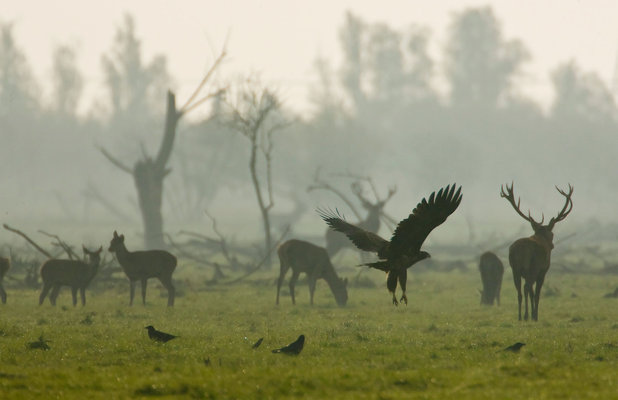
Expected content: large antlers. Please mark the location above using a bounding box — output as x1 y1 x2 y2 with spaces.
501 182 574 229
500 182 544 226
548 184 574 229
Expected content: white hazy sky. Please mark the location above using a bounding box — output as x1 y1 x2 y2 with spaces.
4 0 618 115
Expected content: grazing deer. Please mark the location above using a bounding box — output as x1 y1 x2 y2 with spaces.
500 183 573 321
39 246 103 306
326 184 396 258
478 251 504 306
108 231 176 307
276 239 348 306
0 257 10 304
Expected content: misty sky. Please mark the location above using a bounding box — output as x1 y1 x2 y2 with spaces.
4 0 618 116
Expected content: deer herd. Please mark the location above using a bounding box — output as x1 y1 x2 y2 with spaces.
0 182 574 322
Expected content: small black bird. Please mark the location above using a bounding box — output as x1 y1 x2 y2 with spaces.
28 335 50 351
145 325 177 343
272 334 305 355
503 342 526 352
252 337 264 349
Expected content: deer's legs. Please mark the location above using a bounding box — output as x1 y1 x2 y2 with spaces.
513 273 522 321
159 276 175 307
0 284 6 304
532 276 546 321
129 280 137 306
523 281 534 321
50 285 61 306
80 287 86 306
398 269 408 305
140 279 148 305
71 287 78 306
39 283 52 305
276 262 289 305
289 270 300 305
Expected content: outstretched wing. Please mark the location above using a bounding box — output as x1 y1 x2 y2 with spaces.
389 184 462 256
317 208 389 255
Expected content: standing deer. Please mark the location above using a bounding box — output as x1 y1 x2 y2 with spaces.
39 246 103 306
108 231 176 307
325 184 396 258
478 251 504 306
276 239 348 306
500 183 573 321
0 257 10 304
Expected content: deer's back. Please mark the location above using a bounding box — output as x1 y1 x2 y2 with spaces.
122 250 176 278
509 238 550 279
279 239 331 275
479 252 504 283
40 259 92 285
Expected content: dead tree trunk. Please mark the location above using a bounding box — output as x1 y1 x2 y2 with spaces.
100 51 226 249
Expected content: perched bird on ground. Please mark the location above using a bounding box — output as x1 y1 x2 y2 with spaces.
503 342 526 352
318 184 462 305
252 337 264 349
145 325 177 343
28 335 50 351
272 334 305 355
203 357 211 366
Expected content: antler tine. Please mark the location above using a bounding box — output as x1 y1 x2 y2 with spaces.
549 184 574 228
501 182 542 225
351 181 372 207
383 185 397 202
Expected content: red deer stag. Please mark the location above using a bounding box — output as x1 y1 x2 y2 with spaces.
39 246 102 306
478 251 504 306
500 183 573 321
108 231 176 307
0 257 10 304
325 184 396 258
276 239 348 306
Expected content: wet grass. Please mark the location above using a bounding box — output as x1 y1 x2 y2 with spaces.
0 269 617 399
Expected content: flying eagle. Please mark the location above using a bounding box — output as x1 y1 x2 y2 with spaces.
318 184 462 305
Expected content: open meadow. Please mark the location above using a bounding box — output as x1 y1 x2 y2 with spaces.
1 255 618 400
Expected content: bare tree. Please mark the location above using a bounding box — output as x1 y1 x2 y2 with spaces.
223 77 289 266
99 51 225 249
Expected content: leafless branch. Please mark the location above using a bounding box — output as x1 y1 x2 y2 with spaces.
37 230 79 260
3 224 52 259
179 49 227 115
97 146 132 174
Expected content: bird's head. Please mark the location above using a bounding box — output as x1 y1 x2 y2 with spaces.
144 326 154 331
418 251 431 261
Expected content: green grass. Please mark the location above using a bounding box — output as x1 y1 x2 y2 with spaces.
1 269 617 399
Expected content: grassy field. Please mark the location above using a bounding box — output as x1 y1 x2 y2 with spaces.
1 265 618 399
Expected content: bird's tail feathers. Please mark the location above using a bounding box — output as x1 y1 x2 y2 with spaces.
360 261 390 272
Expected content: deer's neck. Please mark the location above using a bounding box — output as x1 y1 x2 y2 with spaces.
529 234 554 252
114 244 132 265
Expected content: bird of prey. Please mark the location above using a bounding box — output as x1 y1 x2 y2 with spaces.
503 342 526 352
318 183 462 305
252 337 264 349
145 325 177 343
272 334 305 355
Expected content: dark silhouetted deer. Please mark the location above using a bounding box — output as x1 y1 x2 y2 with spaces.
276 239 348 306
478 251 504 306
500 183 573 321
0 257 10 304
108 231 176 307
325 184 396 257
39 246 103 306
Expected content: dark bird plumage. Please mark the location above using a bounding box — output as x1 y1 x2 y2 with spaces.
272 334 305 355
252 337 264 349
145 325 177 343
28 335 50 351
318 184 462 305
503 342 526 352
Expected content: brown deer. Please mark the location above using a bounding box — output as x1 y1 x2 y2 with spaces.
325 184 396 257
276 239 348 306
39 246 103 306
108 231 176 307
500 183 573 321
478 251 504 306
0 257 10 304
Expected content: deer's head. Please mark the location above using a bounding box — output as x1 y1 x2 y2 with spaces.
500 183 574 248
83 245 103 265
108 231 125 253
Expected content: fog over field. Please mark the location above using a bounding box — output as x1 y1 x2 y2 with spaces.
2 0 618 250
